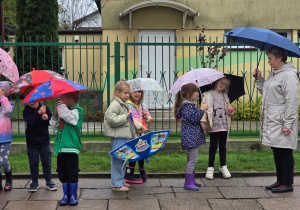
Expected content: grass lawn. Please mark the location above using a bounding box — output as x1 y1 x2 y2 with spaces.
10 150 300 173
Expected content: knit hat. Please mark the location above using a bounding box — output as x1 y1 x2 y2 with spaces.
0 81 14 95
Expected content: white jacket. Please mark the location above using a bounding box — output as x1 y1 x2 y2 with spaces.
256 61 299 149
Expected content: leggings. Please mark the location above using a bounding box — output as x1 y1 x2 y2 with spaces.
208 131 228 167
0 142 12 173
185 147 198 174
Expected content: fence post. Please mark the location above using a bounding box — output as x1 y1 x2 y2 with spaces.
114 42 120 84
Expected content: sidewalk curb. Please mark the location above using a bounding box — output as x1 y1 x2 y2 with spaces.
9 171 300 179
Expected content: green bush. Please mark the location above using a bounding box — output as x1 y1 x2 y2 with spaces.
231 97 262 121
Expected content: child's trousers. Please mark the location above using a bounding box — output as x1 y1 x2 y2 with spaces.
0 142 12 173
111 138 129 188
27 144 52 183
57 153 79 183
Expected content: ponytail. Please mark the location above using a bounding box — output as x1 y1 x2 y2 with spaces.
174 91 183 122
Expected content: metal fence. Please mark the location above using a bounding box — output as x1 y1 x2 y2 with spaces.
1 35 299 137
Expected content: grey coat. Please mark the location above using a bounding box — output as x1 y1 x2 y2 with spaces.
103 97 136 139
256 61 299 149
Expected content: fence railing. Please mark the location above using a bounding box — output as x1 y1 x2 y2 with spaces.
1 36 299 137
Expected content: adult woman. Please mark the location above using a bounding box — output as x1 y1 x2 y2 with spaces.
253 46 298 193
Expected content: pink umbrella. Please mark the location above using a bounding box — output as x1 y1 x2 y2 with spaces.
169 68 224 94
0 49 19 83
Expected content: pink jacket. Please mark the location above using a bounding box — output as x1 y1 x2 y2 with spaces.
127 100 152 130
0 96 14 143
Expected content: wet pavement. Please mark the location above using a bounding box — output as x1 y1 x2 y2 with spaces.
1 175 300 210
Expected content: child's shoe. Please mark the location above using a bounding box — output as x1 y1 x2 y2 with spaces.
29 182 39 192
219 165 231 179
111 186 130 192
123 182 131 188
139 167 148 182
192 170 201 187
46 181 57 191
125 166 142 184
184 173 199 191
205 167 214 180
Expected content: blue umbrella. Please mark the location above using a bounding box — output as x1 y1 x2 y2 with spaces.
224 27 300 75
109 129 170 162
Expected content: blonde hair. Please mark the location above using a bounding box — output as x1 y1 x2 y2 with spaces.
129 90 144 105
114 79 131 96
214 77 230 93
174 83 198 122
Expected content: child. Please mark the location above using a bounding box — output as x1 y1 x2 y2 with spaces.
0 81 14 192
201 77 234 180
125 90 152 183
174 83 208 191
50 91 83 206
104 79 143 192
23 86 57 192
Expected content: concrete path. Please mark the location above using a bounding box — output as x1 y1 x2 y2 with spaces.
1 176 300 209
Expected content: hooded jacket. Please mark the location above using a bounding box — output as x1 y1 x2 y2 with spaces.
176 101 206 150
0 96 14 143
256 61 299 149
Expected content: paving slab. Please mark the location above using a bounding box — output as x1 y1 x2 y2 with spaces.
57 200 108 210
219 186 270 199
159 198 210 210
109 199 160 210
175 187 224 199
128 192 175 200
4 201 58 210
243 176 276 187
29 188 64 201
129 179 161 188
128 186 173 195
11 179 30 189
80 188 127 200
0 202 7 210
78 178 111 189
160 178 185 187
258 198 300 210
208 198 263 210
0 189 31 201
201 177 248 187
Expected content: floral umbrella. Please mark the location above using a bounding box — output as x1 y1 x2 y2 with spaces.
0 49 19 83
9 68 66 94
21 79 88 104
169 68 225 94
127 78 169 108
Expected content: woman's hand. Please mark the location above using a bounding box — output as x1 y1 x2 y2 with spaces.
253 68 263 80
283 128 292 136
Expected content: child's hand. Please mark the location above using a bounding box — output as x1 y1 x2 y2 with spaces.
200 104 208 111
53 95 60 101
38 105 46 114
126 112 131 119
227 104 233 111
42 113 48 120
138 126 148 134
142 110 148 119
0 88 6 97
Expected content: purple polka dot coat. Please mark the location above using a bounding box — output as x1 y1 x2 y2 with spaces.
176 101 206 150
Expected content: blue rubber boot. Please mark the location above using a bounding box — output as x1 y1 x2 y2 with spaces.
69 183 78 206
193 170 201 187
59 183 70 206
184 173 199 191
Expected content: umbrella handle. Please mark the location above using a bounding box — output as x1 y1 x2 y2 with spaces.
146 158 149 163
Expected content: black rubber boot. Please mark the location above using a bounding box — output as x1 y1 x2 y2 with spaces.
4 168 12 191
138 160 148 182
124 166 142 184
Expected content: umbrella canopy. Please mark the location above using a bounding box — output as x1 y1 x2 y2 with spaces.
21 79 88 104
109 129 170 162
0 49 19 83
224 27 300 58
10 69 66 94
200 74 245 103
127 78 169 108
169 68 225 94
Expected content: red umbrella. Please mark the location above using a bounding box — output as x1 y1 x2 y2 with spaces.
9 68 66 94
